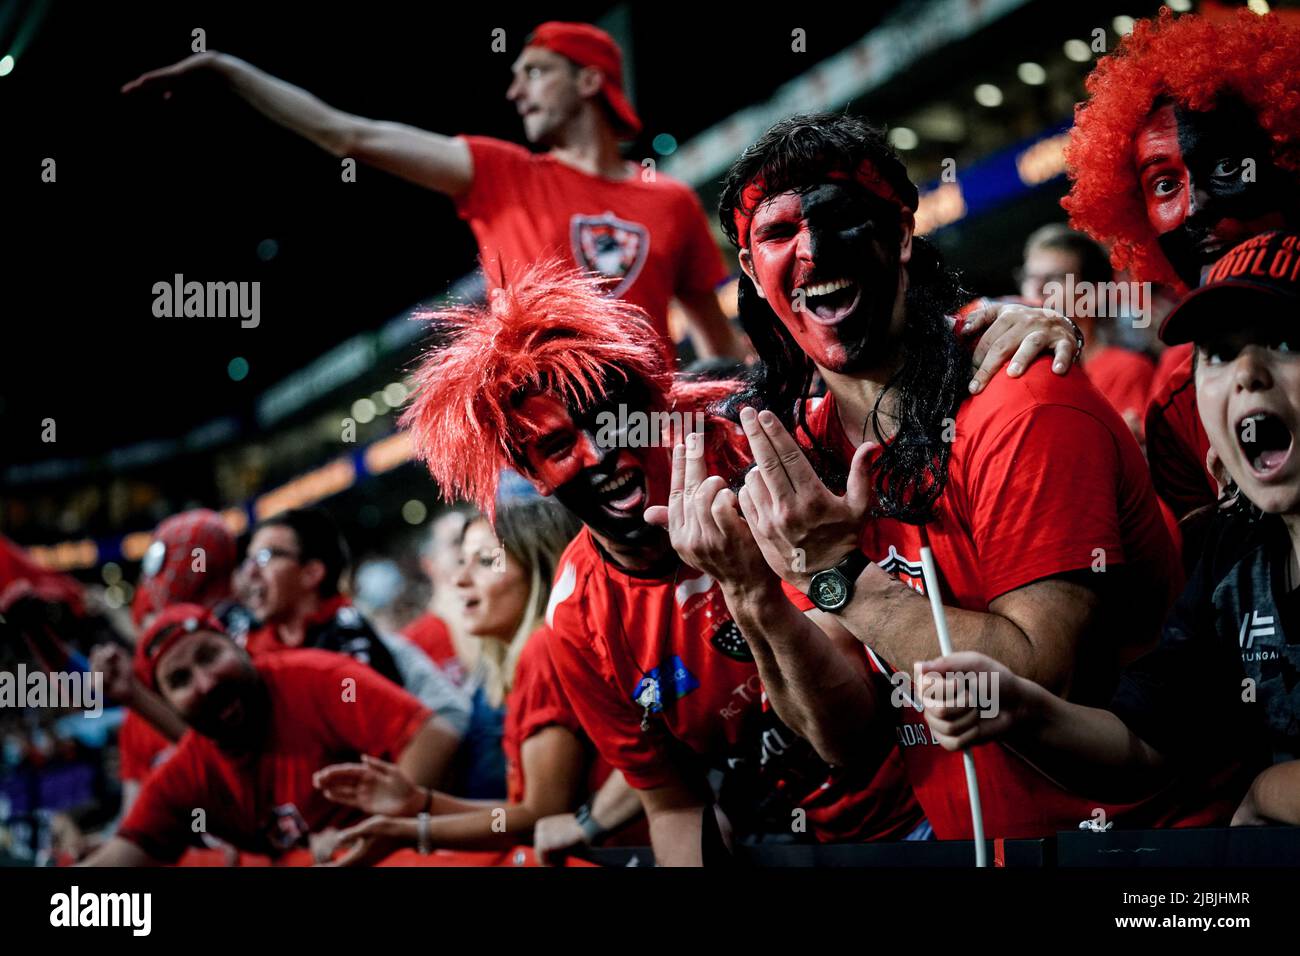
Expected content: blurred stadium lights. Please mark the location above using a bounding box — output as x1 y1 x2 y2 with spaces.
0 55 13 77
663 0 1032 187
887 126 919 150
1062 38 1092 62
1016 61 1047 85
973 83 1003 107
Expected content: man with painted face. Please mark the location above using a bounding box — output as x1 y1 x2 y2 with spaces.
121 21 741 362
402 260 930 865
1063 8 1300 521
81 604 451 865
661 113 1202 841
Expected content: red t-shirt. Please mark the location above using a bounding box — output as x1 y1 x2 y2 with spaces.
402 612 465 686
546 527 922 843
783 362 1185 839
119 650 431 861
1145 343 1216 520
455 136 727 352
503 626 609 805
117 710 175 784
1083 346 1155 438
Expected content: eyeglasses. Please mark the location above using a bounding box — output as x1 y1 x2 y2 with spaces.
242 547 299 569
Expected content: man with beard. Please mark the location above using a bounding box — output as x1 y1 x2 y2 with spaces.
121 22 741 362
1062 8 1300 521
402 257 1080 861
402 260 929 865
239 507 470 781
660 113 1203 841
81 604 451 865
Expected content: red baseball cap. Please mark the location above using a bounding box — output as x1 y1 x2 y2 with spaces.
131 509 237 628
526 21 641 139
134 602 227 692
1160 231 1300 345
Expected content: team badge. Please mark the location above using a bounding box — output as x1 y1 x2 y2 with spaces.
710 620 753 662
570 211 650 297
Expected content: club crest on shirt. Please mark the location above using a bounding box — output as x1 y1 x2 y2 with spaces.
570 211 650 297
710 620 754 663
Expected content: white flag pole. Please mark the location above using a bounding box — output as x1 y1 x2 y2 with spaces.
918 542 988 868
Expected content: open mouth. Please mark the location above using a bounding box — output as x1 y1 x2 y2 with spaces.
595 467 646 516
1237 410 1294 479
797 277 861 325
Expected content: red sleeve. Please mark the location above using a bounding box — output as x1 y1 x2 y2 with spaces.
513 629 584 743
118 711 171 783
673 184 727 299
545 585 676 791
118 740 205 862
1088 350 1155 426
455 135 532 222
315 657 433 758
965 402 1126 602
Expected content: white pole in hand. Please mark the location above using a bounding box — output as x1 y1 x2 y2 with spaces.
918 544 988 868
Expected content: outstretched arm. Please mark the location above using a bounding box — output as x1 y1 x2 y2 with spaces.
122 52 472 196
919 651 1170 802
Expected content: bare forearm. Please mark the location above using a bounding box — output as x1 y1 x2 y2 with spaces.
646 806 704 866
723 580 878 767
1002 676 1169 801
840 566 1072 692
130 687 187 742
588 771 644 832
1246 760 1300 825
386 804 543 851
396 718 461 790
208 54 359 155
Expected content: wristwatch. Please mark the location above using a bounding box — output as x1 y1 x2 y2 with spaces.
575 802 607 845
806 549 871 613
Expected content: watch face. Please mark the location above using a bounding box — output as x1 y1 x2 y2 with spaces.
810 570 849 611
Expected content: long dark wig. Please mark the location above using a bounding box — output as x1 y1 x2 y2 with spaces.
717 113 969 524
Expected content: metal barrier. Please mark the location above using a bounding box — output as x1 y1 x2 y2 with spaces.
579 827 1300 867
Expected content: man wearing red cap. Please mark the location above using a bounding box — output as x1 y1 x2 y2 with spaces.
122 21 741 362
82 604 452 865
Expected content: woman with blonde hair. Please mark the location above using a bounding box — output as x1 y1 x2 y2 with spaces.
313 497 643 862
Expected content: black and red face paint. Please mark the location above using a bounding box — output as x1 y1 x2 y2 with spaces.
745 181 904 374
1137 97 1300 288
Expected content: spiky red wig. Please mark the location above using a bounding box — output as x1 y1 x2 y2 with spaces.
401 259 674 516
1062 8 1300 290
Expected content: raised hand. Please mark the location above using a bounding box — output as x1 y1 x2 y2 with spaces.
734 407 872 592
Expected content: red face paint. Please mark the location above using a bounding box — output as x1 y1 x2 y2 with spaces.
516 391 671 546
1136 100 1295 287
745 183 904 374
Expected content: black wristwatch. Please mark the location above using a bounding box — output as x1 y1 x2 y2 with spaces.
806 549 871 613
575 802 607 845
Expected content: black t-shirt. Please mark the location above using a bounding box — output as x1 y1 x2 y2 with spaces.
1110 509 1300 771
305 604 402 688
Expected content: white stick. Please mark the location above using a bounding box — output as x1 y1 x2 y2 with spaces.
918 545 988 868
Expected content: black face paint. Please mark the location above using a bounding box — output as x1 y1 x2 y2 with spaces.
796 183 903 373
1157 98 1300 287
550 375 669 549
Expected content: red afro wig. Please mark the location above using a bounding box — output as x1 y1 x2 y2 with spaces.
1063 8 1300 291
400 259 675 517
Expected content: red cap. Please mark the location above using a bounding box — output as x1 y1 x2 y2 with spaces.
134 602 227 692
526 21 641 139
1160 231 1300 345
131 509 237 628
